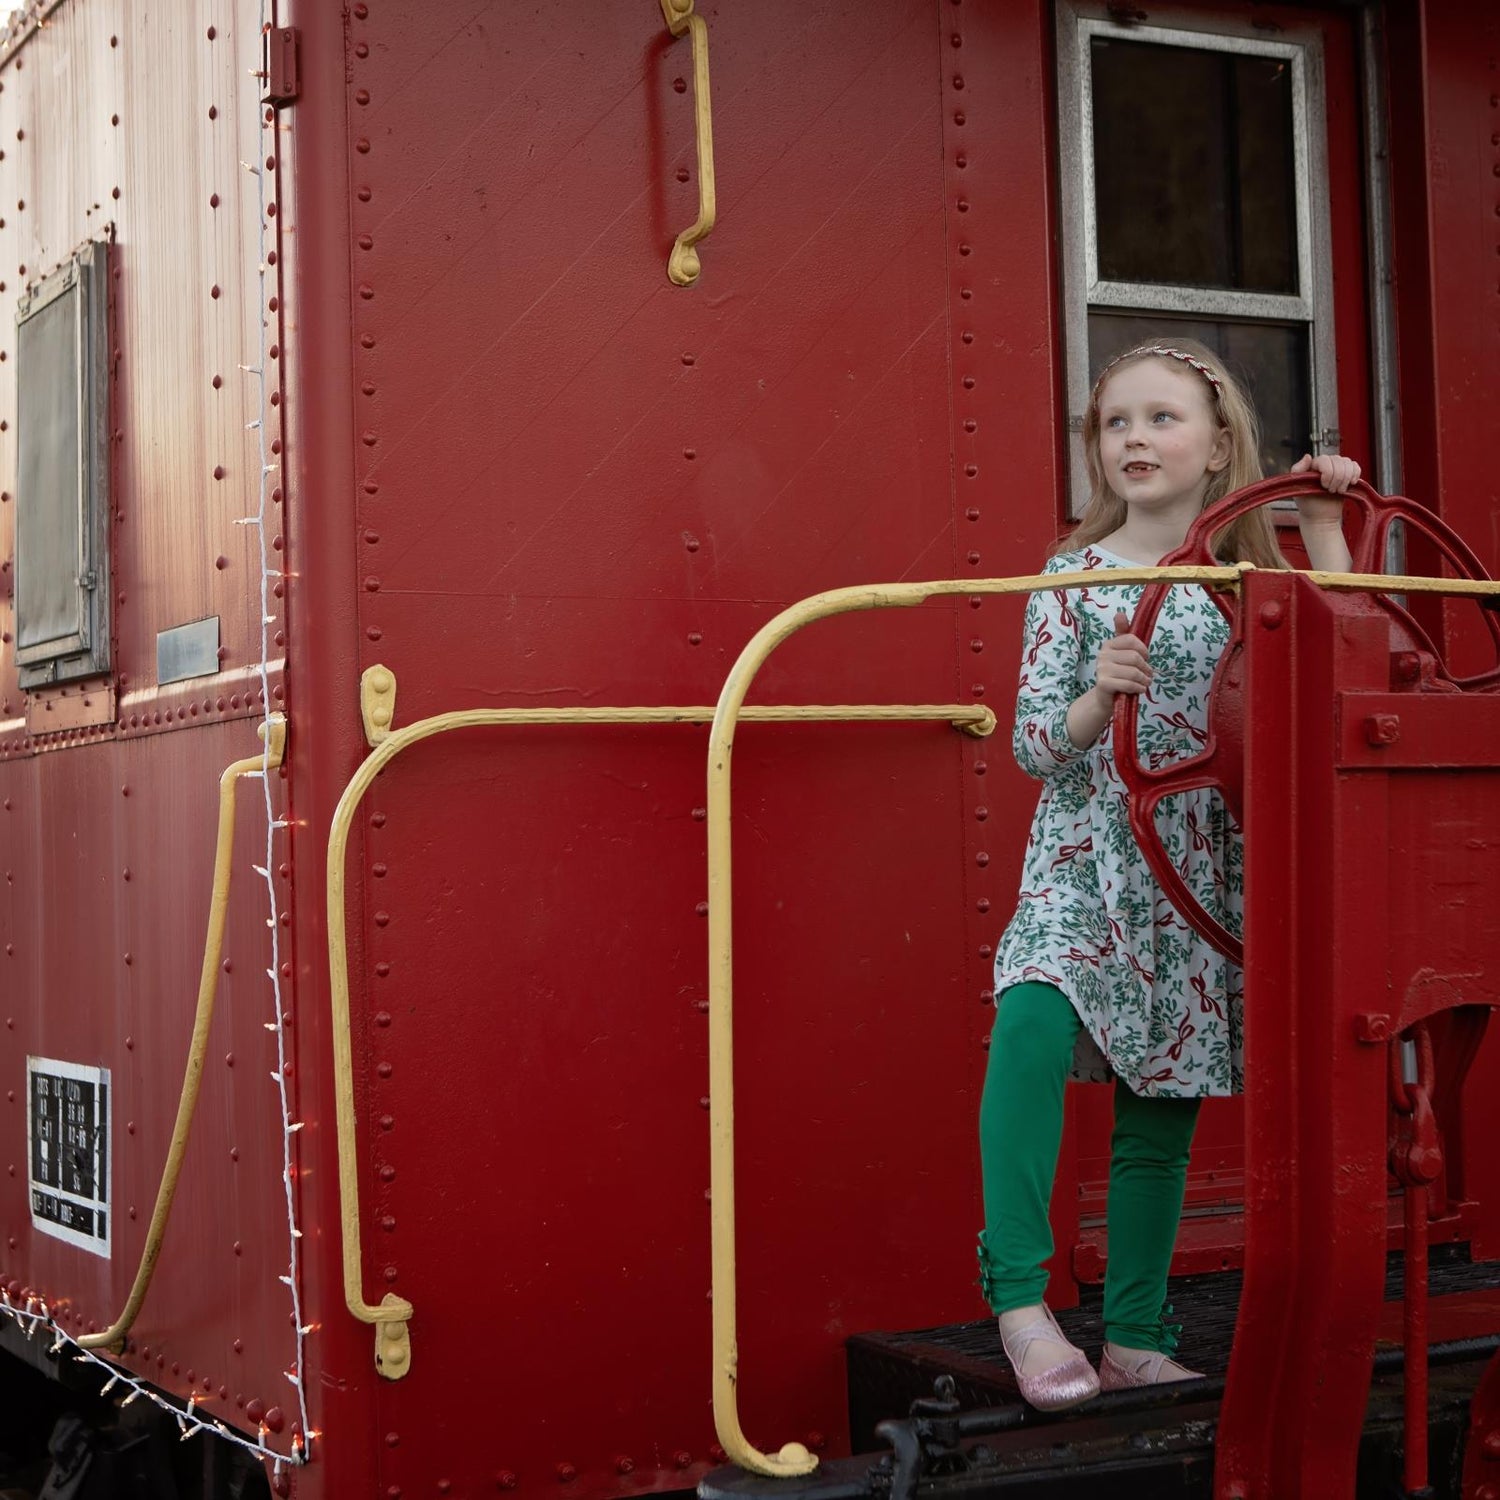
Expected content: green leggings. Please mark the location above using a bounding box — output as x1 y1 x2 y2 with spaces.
977 982 1201 1352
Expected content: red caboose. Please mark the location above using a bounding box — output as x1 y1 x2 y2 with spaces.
0 2 1497 1498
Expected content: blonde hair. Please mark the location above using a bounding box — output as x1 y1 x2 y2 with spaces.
1059 337 1287 569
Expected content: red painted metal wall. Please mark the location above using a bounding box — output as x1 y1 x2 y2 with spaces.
291 3 1044 1492
1385 0 1500 1266
0 0 304 1471
0 1 1496 1498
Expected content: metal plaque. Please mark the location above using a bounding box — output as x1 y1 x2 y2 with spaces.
27 1057 110 1257
157 616 221 686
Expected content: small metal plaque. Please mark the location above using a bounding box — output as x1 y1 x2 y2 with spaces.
157 616 221 685
27 1057 111 1257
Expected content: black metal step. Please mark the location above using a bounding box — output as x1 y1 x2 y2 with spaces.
845 1242 1500 1450
698 1246 1500 1500
703 1354 1489 1500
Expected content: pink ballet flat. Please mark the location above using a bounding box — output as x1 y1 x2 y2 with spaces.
1098 1342 1203 1390
997 1305 1100 1412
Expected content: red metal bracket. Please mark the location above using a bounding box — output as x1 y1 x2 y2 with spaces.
262 27 299 108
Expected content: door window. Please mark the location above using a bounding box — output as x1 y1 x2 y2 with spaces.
1057 6 1339 509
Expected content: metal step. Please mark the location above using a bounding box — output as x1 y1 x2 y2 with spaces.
846 1242 1500 1448
699 1246 1500 1500
702 1355 1489 1500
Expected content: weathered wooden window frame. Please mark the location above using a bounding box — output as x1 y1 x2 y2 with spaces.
15 240 111 687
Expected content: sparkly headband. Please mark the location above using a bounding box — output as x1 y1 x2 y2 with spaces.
1093 344 1224 397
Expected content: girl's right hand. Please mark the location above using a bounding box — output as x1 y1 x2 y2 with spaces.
1091 610 1153 705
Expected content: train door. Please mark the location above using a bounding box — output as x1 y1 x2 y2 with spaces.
1044 1 1376 1289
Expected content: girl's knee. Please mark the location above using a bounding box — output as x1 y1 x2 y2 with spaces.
990 984 1079 1071
1111 1091 1200 1164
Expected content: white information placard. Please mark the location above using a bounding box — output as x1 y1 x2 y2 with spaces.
27 1056 111 1257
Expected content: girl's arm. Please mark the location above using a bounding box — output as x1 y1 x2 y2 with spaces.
1290 453 1361 572
1012 572 1092 779
1013 577 1154 771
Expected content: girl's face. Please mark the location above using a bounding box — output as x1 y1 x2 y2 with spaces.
1095 359 1231 513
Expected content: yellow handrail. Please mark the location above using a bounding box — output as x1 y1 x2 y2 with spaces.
78 716 286 1353
325 700 995 1380
660 0 715 285
703 561 1500 1476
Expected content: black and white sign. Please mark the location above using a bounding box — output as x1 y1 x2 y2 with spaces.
27 1057 110 1257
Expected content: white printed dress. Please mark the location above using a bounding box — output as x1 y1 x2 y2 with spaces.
993 545 1244 1098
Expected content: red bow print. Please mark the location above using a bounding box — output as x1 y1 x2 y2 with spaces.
1189 962 1225 1020
1165 1012 1197 1061
1050 837 1093 871
1151 709 1210 747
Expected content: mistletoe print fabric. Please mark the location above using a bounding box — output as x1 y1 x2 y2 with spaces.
994 546 1245 1098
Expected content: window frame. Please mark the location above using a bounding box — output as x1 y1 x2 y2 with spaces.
1056 3 1341 511
14 240 112 688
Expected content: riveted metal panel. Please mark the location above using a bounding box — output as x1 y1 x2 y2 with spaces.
0 0 310 1480
329 3 1027 1495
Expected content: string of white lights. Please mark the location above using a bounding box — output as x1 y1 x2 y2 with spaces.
245 9 314 1458
0 1292 304 1472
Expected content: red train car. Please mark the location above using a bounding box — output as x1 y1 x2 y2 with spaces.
0 1 1496 1497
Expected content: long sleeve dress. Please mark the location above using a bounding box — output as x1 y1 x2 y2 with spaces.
992 544 1245 1098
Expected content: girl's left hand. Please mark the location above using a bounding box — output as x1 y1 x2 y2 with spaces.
1291 452 1361 525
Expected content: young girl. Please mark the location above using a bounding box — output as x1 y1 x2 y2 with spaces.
978 339 1359 1410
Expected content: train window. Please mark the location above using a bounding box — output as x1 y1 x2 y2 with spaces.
1057 6 1339 513
1087 312 1311 479
1092 39 1298 294
13 241 112 687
